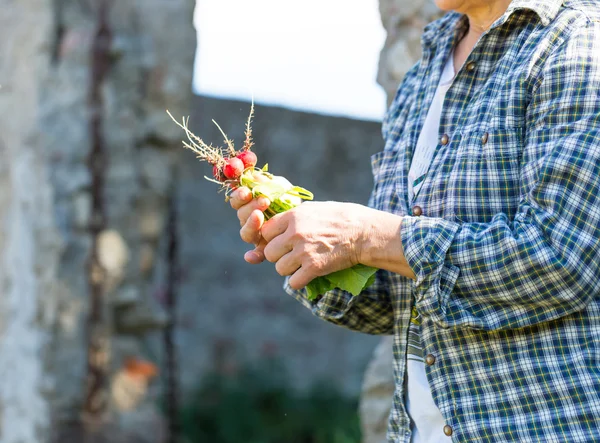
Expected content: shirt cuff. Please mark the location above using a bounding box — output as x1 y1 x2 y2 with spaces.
284 277 360 321
400 216 461 324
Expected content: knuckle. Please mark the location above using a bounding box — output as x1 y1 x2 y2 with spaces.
238 206 254 224
230 199 239 210
275 260 286 276
263 245 276 263
290 231 304 243
298 242 310 255
231 190 250 209
307 257 323 274
239 226 254 244
310 262 322 274
302 261 315 275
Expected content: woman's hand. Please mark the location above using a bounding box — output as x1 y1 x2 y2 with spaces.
260 202 375 290
231 187 416 284
229 185 271 264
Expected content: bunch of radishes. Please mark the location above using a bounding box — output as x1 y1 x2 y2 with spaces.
214 149 257 182
166 104 313 216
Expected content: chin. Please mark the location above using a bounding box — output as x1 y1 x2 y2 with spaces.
434 0 465 11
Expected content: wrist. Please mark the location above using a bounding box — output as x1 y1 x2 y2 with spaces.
358 210 415 279
358 209 402 266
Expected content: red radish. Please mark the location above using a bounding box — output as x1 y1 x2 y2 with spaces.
236 150 257 169
223 157 244 179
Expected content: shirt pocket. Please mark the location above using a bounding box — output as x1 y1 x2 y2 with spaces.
443 128 523 223
369 150 403 213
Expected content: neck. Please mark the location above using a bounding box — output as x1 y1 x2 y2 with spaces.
464 0 512 35
452 0 512 72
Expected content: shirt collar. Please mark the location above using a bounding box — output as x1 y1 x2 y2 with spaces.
421 0 564 47
506 0 564 26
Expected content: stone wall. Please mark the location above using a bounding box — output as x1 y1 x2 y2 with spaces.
0 1 57 441
377 0 443 103
360 2 443 443
0 0 195 441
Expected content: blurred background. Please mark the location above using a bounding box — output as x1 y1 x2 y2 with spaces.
0 1 440 442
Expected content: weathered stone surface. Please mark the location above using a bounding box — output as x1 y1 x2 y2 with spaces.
111 285 141 308
115 297 169 335
97 230 130 280
138 244 155 274
0 0 195 440
0 1 59 442
72 192 92 229
360 337 395 443
377 0 444 104
110 358 158 412
360 2 443 442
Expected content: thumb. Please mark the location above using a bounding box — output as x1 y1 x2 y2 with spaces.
244 239 267 264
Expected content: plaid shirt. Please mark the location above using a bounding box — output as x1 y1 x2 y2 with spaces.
286 0 600 441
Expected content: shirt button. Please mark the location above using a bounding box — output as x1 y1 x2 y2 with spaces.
425 354 436 365
440 134 449 145
412 205 423 217
443 425 453 436
481 132 489 145
466 61 476 71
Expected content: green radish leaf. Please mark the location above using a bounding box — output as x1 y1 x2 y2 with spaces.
287 186 314 201
305 264 378 300
306 277 334 301
324 264 378 296
251 181 288 201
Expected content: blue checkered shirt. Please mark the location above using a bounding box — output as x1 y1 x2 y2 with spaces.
286 0 600 441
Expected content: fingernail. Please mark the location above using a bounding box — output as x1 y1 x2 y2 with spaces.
244 251 259 263
258 197 270 208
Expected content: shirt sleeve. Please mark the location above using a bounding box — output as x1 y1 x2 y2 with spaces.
400 21 600 331
284 269 394 336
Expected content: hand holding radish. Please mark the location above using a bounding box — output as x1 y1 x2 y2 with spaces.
232 188 379 290
169 104 382 300
260 201 376 291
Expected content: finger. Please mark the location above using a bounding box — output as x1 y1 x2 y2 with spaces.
263 234 293 263
240 210 265 245
229 187 252 210
288 266 317 291
244 239 266 264
274 251 302 277
261 213 290 243
237 197 270 225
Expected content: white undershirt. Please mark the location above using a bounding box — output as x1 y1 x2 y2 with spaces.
406 51 455 443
